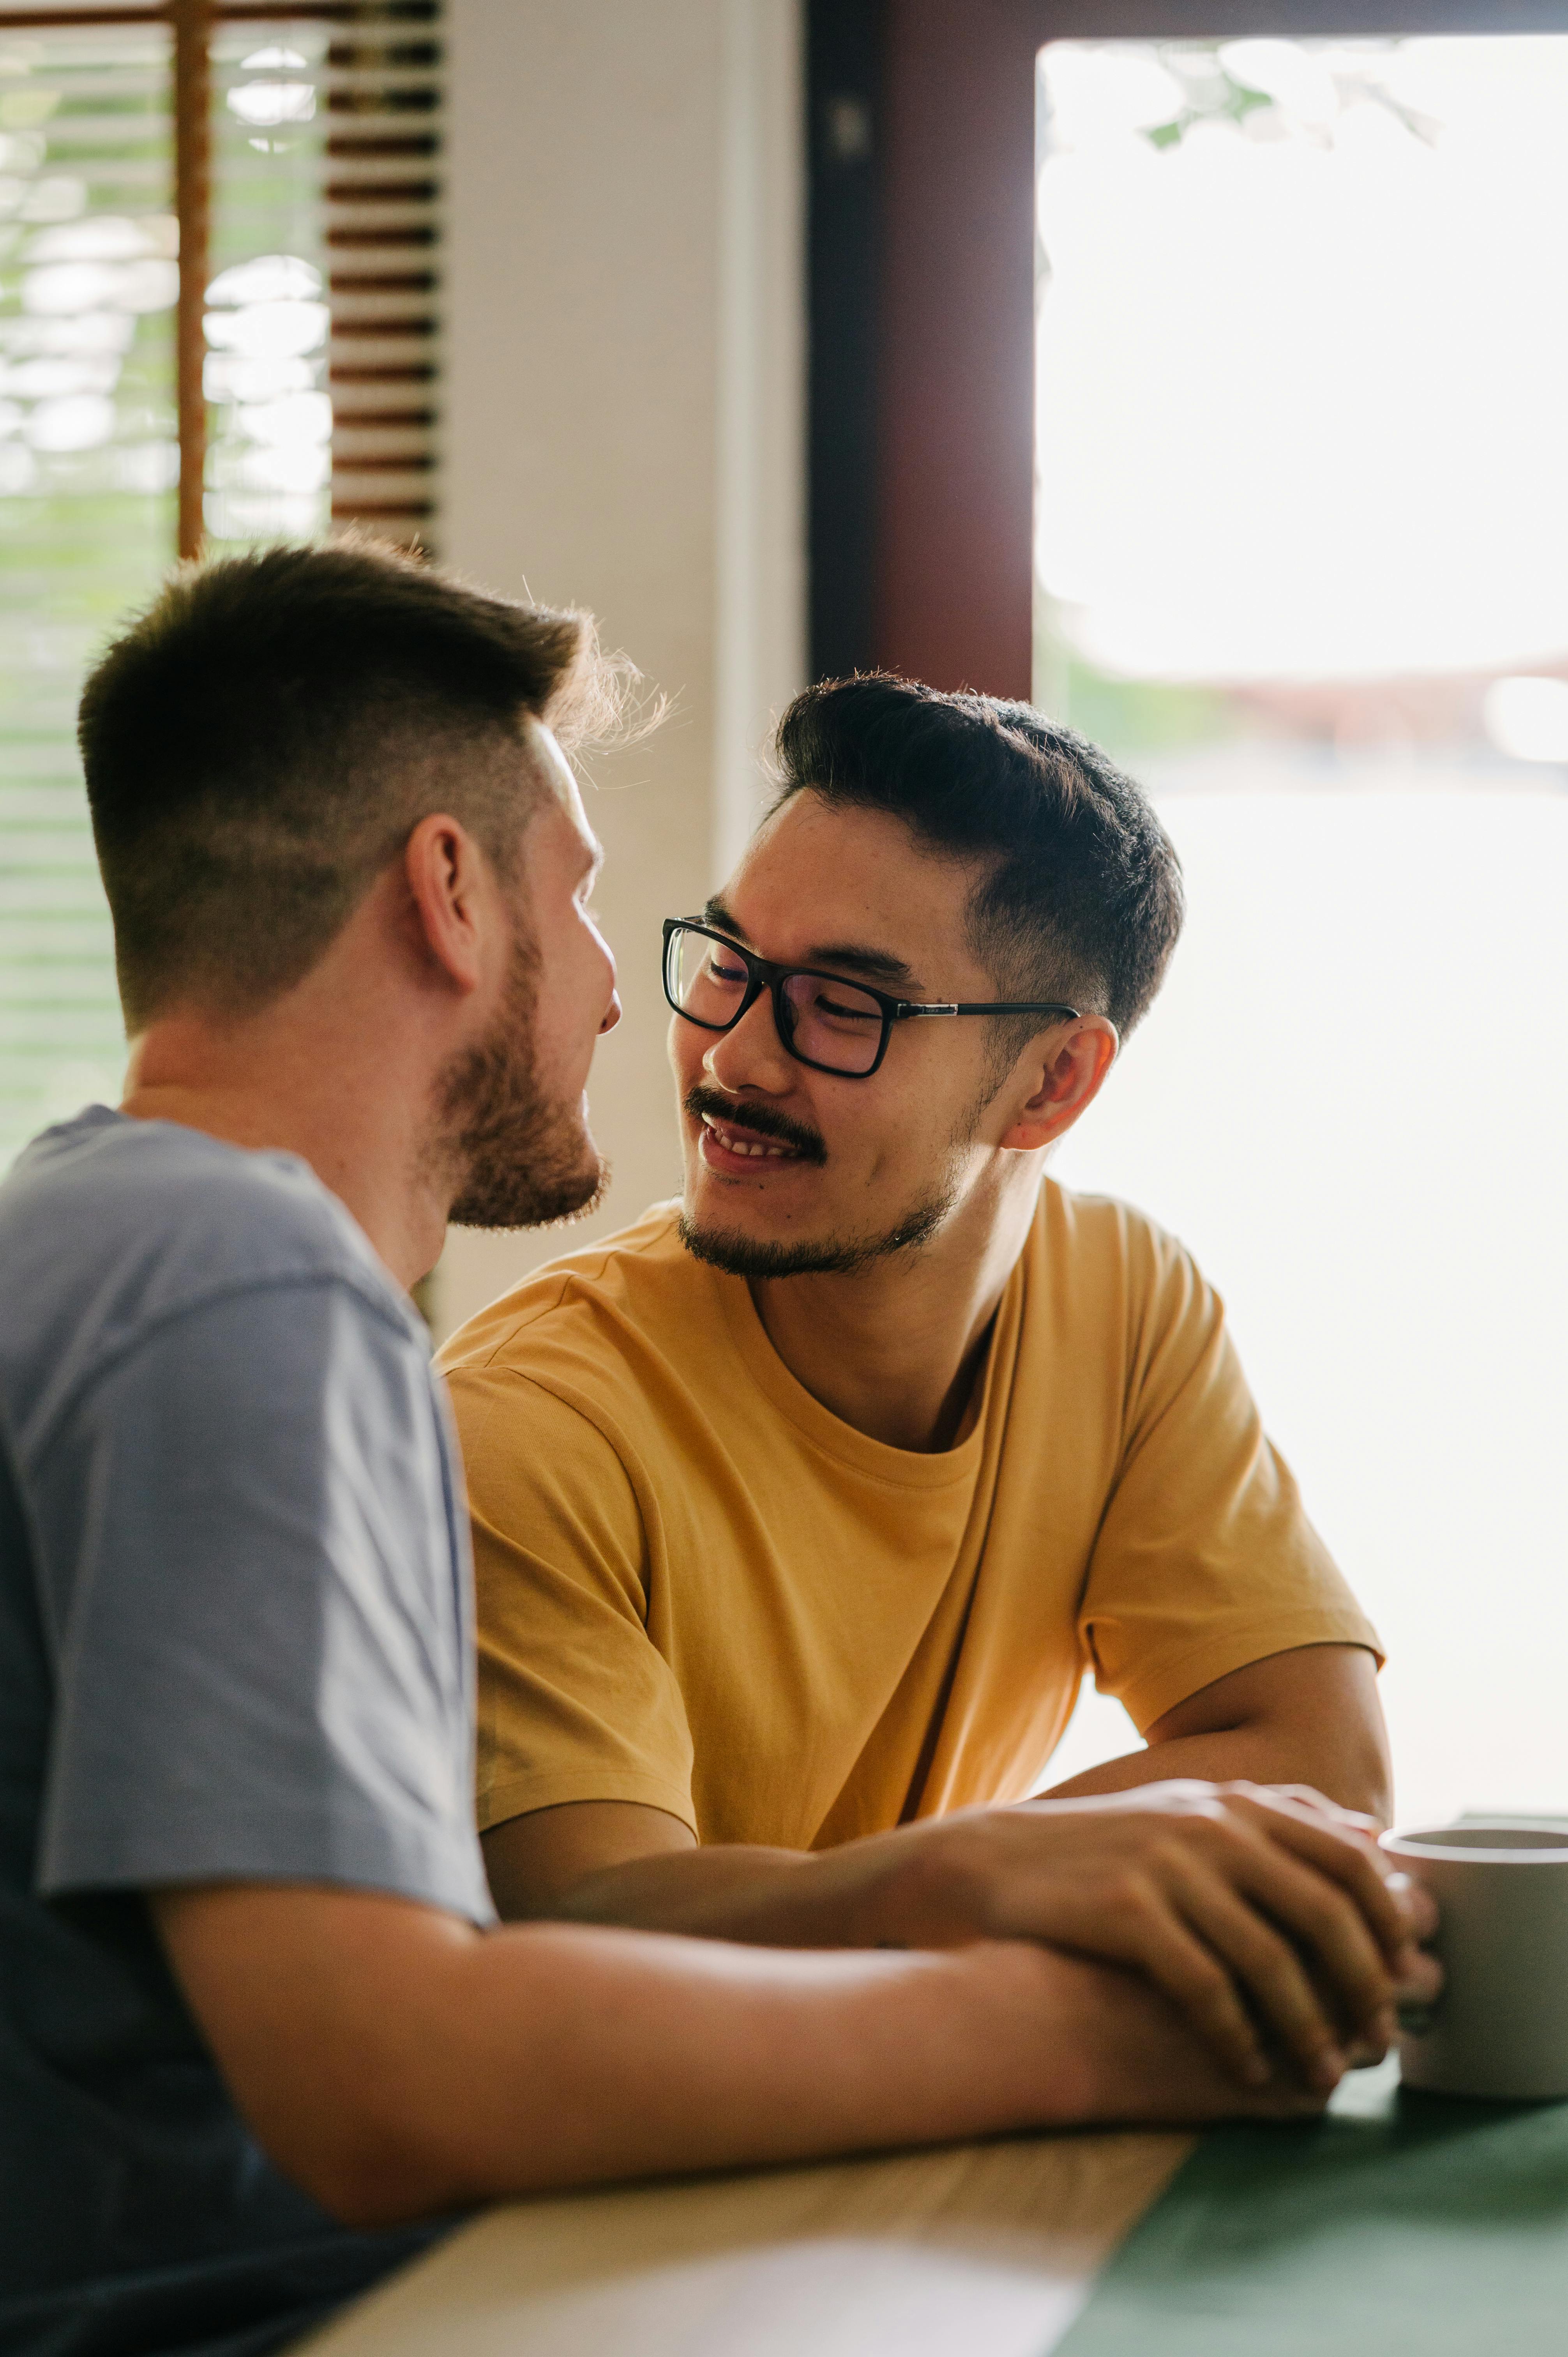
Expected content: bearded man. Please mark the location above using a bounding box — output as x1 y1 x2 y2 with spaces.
443 674 1401 2087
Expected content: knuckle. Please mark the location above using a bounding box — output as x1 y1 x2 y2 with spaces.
1111 1872 1159 1923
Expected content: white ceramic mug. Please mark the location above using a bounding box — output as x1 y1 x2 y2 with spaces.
1382 1820 1568 2100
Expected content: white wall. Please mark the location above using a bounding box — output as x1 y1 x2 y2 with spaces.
437 0 805 1339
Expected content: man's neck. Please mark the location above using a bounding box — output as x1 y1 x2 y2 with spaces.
120 1012 448 1293
749 1177 1043 1453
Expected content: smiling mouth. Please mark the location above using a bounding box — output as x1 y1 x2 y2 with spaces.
700 1113 803 1162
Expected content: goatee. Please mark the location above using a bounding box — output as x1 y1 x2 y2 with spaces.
677 1189 954 1279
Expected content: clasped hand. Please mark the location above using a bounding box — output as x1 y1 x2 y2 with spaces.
884 1780 1440 2094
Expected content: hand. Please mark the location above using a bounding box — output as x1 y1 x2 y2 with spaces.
884 1779 1441 2095
1022 1945 1337 2129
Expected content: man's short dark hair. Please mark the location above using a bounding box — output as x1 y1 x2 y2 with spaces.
771 675 1183 1040
79 537 627 1030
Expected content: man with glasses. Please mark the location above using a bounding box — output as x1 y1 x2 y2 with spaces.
441 674 1406 2097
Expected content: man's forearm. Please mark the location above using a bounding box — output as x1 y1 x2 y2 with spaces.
520 1836 912 1948
495 1693 1393 1951
1040 1724 1389 1816
160 1886 1297 2229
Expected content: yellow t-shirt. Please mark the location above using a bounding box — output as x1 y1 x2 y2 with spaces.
438 1186 1380 1849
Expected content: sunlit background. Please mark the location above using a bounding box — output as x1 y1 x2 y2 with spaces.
1035 34 1568 1828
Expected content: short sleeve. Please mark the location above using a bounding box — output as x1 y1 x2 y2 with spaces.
448 1363 697 1836
36 1280 493 1923
1080 1239 1383 1733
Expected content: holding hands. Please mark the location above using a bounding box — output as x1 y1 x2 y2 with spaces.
484 1769 1441 2118
878 1780 1439 2098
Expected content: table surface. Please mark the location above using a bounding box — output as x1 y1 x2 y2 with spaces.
298 2124 1194 2357
298 2047 1568 2356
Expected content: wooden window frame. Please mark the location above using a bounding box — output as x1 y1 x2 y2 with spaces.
0 0 438 557
809 0 1568 699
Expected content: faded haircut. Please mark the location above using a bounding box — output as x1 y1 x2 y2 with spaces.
79 537 631 1031
770 675 1183 1042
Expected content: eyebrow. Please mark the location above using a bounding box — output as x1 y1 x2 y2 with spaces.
702 897 922 992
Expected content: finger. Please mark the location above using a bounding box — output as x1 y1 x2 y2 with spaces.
1006 1872 1277 2086
1221 1839 1396 2039
1257 1783 1383 1838
1095 1886 1278 2088
1172 1865 1350 2088
1383 1871 1440 1942
1221 1794 1421 1956
1346 2022 1393 2068
1392 1944 1443 2004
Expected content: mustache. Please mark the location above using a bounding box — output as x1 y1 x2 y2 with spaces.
684 1084 828 1166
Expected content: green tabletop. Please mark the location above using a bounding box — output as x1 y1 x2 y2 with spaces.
1058 2057 1568 2357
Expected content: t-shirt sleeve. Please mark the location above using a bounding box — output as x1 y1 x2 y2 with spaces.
1078 1232 1383 1734
37 1279 492 1923
447 1362 697 1836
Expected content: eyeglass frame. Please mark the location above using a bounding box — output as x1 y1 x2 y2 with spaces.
662 917 1081 1080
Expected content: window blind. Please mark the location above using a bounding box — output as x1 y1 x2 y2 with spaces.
326 11 440 544
0 0 442 1173
0 16 175 1168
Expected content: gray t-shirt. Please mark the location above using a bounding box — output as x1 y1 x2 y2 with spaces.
0 1106 494 2356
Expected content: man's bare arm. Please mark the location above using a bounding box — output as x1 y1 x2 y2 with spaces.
1039 1645 1392 1823
152 1885 1320 2230
484 1776 1435 2094
480 1645 1388 1926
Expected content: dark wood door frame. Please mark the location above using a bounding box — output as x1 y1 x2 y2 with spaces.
809 0 1568 700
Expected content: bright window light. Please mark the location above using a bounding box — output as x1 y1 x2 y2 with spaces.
1035 36 1568 1825
1483 678 1568 765
1038 36 1568 684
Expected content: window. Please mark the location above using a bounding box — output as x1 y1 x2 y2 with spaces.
0 16 173 1167
1035 35 1568 1824
0 0 440 1172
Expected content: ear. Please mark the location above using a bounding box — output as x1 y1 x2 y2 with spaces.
401 813 496 997
998 1016 1119 1153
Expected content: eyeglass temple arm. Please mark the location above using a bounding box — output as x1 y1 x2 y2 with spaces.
895 1001 1081 1020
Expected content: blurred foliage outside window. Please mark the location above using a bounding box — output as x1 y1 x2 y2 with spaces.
1035 35 1568 784
0 21 329 1173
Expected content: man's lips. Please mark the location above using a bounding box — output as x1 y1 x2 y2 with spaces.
699 1112 804 1164
684 1086 826 1170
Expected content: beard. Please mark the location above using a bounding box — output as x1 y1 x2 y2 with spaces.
438 931 606 1231
677 1190 956 1278
676 1083 962 1278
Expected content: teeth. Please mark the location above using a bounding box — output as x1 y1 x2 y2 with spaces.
703 1115 794 1161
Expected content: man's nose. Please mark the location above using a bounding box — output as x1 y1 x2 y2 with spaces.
701 989 792 1092
599 988 622 1036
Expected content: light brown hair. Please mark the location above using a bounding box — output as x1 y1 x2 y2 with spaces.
79 538 629 1030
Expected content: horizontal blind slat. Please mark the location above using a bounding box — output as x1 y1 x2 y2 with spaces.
0 17 171 1164
323 4 440 550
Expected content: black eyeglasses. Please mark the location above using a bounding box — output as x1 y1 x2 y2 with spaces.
662 918 1079 1079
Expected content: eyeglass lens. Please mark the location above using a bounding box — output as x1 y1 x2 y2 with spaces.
667 926 887 1075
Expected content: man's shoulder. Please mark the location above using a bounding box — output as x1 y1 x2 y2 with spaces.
437 1200 714 1397
1040 1174 1183 1262
1035 1177 1210 1327
0 1110 415 1414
